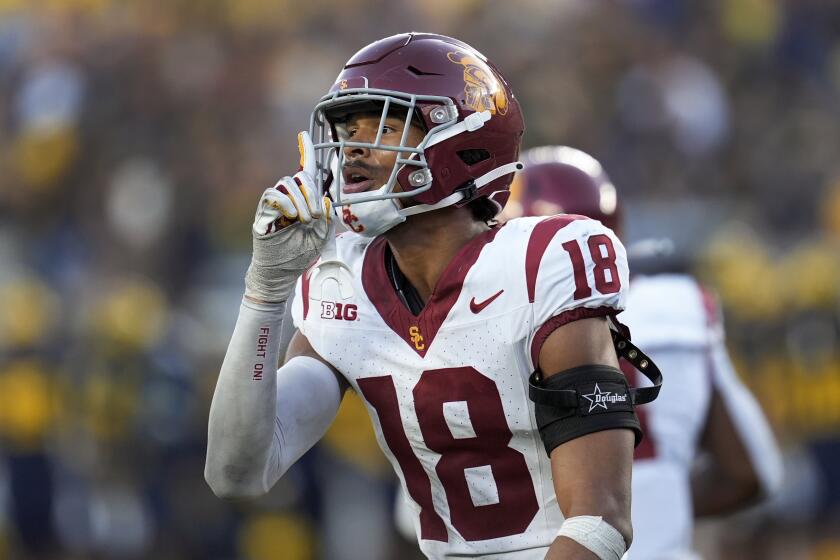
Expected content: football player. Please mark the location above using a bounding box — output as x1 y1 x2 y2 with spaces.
205 34 657 560
504 146 783 559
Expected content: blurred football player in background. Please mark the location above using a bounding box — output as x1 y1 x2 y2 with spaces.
503 146 784 559
205 33 662 560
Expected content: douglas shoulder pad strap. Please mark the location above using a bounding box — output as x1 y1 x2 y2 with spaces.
608 320 663 405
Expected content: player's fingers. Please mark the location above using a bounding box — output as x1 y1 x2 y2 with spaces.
323 196 332 225
295 171 322 218
298 130 316 177
265 184 298 219
276 176 312 224
253 187 298 235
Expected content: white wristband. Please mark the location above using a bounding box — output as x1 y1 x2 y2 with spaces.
556 516 626 560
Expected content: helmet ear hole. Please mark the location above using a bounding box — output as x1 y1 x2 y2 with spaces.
457 149 490 166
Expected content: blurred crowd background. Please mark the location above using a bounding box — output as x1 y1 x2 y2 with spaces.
1 0 839 558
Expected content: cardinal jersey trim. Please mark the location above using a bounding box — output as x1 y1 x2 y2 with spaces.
361 225 504 357
530 306 617 367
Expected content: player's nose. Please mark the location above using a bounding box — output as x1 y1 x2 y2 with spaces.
343 128 374 161
344 143 370 161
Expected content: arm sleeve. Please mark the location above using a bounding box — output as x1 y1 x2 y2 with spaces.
205 297 341 498
264 355 342 488
528 218 630 369
709 335 784 498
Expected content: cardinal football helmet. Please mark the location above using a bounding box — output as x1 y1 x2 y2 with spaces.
309 32 524 236
508 146 621 233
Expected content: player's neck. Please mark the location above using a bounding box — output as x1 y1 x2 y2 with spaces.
384 206 491 304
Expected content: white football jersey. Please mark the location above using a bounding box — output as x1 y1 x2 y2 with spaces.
292 215 629 559
620 274 781 560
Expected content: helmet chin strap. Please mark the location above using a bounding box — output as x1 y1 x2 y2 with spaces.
399 160 523 218
344 160 524 236
399 190 465 217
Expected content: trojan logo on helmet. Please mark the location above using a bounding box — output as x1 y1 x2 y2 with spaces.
446 50 509 115
308 33 525 237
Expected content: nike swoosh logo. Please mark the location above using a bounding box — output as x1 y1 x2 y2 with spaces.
469 290 504 314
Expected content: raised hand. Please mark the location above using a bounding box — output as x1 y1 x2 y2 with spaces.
245 131 334 303
253 131 331 235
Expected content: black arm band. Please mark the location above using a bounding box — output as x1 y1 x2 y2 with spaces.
529 365 642 455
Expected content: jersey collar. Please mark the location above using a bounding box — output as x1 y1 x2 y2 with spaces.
362 225 504 357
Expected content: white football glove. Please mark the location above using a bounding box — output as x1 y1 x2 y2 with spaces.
245 131 333 303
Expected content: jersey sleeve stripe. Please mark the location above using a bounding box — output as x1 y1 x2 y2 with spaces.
530 306 618 369
525 214 586 303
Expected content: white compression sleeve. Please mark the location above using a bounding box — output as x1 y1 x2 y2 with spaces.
263 355 342 488
205 298 341 498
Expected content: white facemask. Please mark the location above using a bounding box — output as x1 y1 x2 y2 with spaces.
328 149 522 237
